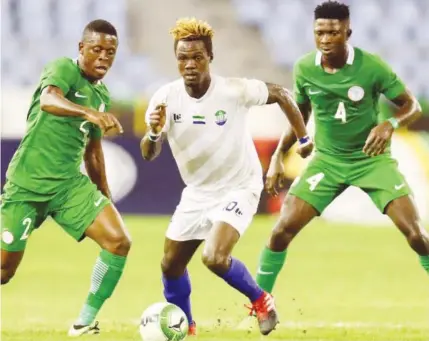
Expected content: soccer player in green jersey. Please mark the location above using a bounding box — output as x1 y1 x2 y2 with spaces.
1 20 131 336
256 1 429 296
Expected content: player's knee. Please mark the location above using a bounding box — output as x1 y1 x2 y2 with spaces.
201 250 229 274
161 255 186 277
269 215 299 251
103 232 132 256
1 267 16 285
406 229 429 255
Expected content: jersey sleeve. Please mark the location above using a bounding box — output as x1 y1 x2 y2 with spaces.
90 125 103 139
293 62 308 104
374 56 406 100
40 58 79 95
241 79 269 107
145 85 170 133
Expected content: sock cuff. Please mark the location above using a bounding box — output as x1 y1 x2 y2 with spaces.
419 255 429 265
100 249 127 268
261 246 287 264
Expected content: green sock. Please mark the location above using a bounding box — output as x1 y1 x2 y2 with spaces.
75 250 127 326
419 255 429 274
256 246 287 294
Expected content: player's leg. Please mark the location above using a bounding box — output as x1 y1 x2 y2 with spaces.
385 196 429 273
256 195 318 294
49 176 131 335
352 156 429 275
202 191 278 335
1 182 47 284
161 237 203 331
257 156 347 294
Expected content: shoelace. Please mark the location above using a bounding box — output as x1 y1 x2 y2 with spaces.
244 304 256 316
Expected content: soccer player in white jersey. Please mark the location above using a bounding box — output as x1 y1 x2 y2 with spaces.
140 18 314 336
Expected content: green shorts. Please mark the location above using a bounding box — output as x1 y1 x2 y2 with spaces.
1 175 110 251
289 153 411 214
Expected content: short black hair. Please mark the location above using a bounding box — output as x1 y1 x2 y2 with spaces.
83 19 117 38
314 1 350 21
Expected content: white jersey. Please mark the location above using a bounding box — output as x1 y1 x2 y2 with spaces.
145 75 269 193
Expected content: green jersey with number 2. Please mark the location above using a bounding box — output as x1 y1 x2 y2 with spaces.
6 57 111 194
293 46 405 160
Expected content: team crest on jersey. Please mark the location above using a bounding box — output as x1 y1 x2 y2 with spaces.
348 86 365 102
215 110 227 126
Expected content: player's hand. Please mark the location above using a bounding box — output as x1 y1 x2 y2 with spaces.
363 121 394 157
265 153 286 197
149 104 167 134
85 111 124 136
296 140 314 159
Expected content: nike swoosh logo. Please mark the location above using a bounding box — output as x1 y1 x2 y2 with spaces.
75 91 87 98
308 89 322 95
257 268 274 275
394 184 405 190
94 197 104 207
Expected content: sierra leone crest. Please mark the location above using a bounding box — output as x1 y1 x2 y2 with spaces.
215 110 227 126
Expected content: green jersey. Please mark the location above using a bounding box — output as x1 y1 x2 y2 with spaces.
6 57 111 194
293 46 406 160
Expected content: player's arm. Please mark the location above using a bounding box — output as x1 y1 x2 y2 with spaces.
265 63 313 196
386 89 422 128
40 86 122 135
264 101 313 196
140 104 167 161
41 85 99 118
84 136 111 199
273 100 312 156
363 57 422 156
265 84 312 157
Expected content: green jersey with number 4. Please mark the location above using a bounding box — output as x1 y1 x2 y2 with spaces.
6 57 111 194
293 46 405 160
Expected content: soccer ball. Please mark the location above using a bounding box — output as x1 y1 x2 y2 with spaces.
139 302 188 341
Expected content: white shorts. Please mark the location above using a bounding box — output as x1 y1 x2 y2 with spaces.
166 187 261 241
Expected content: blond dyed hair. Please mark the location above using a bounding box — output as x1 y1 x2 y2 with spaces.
170 17 214 40
170 18 214 59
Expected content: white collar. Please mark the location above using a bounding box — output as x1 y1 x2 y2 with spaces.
315 44 355 66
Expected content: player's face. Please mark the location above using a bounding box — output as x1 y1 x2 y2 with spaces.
79 32 118 81
314 19 349 58
175 40 210 86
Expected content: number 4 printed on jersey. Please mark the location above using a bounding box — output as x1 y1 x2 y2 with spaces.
334 102 347 123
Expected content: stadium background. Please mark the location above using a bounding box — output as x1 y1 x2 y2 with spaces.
1 1 428 341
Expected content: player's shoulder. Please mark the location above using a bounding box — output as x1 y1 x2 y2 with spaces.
44 57 77 71
214 75 262 94
293 51 318 74
152 78 183 98
355 47 389 68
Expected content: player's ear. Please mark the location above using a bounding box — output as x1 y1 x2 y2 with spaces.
78 41 84 54
347 29 352 38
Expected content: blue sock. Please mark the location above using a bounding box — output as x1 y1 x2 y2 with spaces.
162 269 193 324
220 257 264 302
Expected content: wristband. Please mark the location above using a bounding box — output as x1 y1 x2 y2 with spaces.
298 135 311 146
387 117 400 129
148 131 162 142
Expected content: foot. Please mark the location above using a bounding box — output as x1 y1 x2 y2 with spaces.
68 321 100 337
251 292 279 335
188 321 197 336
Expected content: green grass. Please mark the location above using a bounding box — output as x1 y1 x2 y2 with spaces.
2 215 428 341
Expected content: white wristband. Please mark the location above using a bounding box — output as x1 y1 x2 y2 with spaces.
148 131 162 142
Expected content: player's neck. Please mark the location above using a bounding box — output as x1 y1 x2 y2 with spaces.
185 76 211 99
77 58 99 84
321 46 349 72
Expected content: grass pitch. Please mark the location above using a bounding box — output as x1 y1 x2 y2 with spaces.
2 215 428 341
